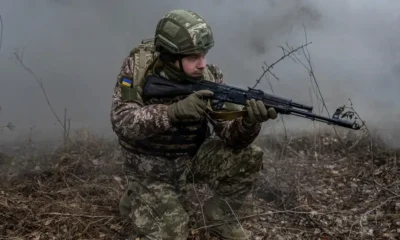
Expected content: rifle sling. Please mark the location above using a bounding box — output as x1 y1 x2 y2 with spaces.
205 99 248 121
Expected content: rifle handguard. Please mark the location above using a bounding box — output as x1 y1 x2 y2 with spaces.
207 109 248 121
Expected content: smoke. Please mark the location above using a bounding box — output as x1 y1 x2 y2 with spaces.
246 0 322 55
0 0 399 145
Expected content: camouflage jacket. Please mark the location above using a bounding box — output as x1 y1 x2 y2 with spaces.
110 55 262 160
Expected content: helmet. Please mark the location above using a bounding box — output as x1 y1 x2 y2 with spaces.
154 9 214 55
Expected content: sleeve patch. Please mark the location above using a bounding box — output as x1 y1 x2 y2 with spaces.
122 78 133 87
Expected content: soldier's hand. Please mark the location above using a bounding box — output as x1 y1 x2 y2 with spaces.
167 90 214 122
243 99 277 125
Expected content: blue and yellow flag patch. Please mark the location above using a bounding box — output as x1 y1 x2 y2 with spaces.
122 78 133 87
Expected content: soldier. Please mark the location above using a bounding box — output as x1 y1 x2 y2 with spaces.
111 9 277 240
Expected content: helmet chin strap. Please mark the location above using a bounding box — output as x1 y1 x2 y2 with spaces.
178 58 185 80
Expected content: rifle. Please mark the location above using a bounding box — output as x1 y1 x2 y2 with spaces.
142 75 361 130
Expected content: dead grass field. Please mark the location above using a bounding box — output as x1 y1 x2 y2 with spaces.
0 128 399 240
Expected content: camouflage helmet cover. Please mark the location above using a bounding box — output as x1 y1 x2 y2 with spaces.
154 9 214 55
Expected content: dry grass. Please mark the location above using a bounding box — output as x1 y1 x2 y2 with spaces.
249 128 400 239
0 130 133 240
0 128 399 240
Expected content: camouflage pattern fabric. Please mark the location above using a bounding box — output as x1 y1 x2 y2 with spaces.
119 137 263 239
111 53 264 239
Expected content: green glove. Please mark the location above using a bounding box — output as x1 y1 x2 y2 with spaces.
243 99 277 126
167 90 214 122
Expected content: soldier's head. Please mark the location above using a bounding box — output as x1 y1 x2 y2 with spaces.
154 9 214 81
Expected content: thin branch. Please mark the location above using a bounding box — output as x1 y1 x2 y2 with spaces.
308 73 323 113
186 163 207 232
304 28 345 149
250 41 310 141
13 49 70 143
223 200 247 236
263 62 280 81
13 49 62 126
252 41 312 89
282 25 346 150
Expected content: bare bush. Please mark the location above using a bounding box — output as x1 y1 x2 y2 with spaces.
0 106 15 134
12 48 71 146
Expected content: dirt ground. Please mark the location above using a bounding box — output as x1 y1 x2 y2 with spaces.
0 128 399 240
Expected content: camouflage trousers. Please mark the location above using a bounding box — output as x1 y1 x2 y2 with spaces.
119 137 263 239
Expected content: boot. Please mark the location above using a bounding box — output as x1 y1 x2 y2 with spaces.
203 196 251 239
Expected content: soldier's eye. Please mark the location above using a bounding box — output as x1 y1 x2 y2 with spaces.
188 55 199 61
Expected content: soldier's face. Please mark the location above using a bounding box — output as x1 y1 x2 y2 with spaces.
175 53 206 77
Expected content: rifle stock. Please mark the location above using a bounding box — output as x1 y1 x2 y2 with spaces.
142 75 361 130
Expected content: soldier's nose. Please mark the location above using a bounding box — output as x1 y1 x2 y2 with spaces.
198 57 206 69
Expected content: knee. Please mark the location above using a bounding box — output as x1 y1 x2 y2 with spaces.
120 182 190 239
221 140 264 171
218 138 264 164
247 144 264 162
237 143 264 169
208 138 264 160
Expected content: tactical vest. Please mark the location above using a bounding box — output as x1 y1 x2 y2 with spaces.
119 39 215 158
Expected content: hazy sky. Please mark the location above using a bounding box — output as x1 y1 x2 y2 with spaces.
0 0 399 143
